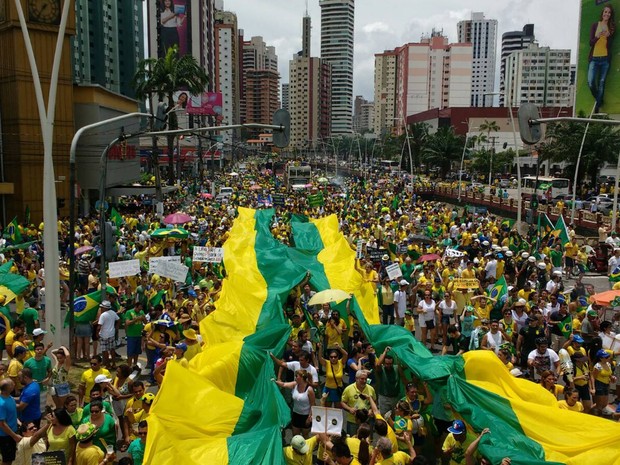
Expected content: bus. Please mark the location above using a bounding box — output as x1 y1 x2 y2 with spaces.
520 176 570 199
379 159 400 173
286 163 311 190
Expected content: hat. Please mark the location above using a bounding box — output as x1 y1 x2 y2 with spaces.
528 256 536 263
464 305 474 313
32 328 47 337
522 252 529 258
482 240 490 246
291 435 309 454
515 298 526 307
537 262 546 269
553 270 562 276
175 342 188 352
75 423 98 441
100 300 111 309
447 419 466 435
535 337 548 346
480 318 490 324
182 328 198 341
577 296 588 307
596 349 610 359
94 374 112 384
405 310 413 316
382 254 389 261
587 309 598 318
141 392 156 405
572 334 584 344
507 286 514 292
506 251 513 257
510 368 523 377
557 295 566 304
188 290 197 298
399 279 409 286
13 346 27 356
472 233 478 238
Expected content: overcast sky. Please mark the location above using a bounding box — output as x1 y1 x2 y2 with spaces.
223 0 581 100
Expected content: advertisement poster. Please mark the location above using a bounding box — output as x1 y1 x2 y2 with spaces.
575 0 620 116
157 0 191 58
187 92 223 116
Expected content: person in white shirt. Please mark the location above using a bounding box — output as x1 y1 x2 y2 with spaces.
527 338 560 380
484 255 497 280
97 300 120 369
417 290 437 351
393 280 409 326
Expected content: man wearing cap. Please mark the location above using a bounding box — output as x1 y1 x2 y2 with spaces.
283 434 318 465
393 281 409 327
75 422 115 465
123 302 147 368
442 419 474 465
172 343 189 368
23 342 52 415
546 271 563 295
562 334 587 357
580 309 599 350
97 301 120 370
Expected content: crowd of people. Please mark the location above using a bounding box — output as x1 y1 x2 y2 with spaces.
0 161 616 464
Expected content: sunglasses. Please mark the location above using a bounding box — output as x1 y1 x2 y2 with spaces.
90 409 101 414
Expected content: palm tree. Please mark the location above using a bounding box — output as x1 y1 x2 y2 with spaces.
407 122 429 173
133 46 209 186
421 127 465 177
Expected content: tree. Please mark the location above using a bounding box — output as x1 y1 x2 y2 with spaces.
406 122 430 173
133 46 209 185
539 115 620 189
471 149 515 177
421 127 465 177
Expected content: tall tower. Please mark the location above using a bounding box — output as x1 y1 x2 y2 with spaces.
457 12 497 107
73 0 145 99
320 0 354 135
289 13 331 148
500 24 535 105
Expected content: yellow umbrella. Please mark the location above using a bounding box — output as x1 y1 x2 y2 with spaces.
308 289 350 306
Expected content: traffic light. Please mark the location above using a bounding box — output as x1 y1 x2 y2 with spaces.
104 221 117 261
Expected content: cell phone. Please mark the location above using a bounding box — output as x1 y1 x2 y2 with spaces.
358 393 367 400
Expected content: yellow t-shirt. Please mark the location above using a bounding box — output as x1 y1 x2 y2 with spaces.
376 451 410 465
283 435 317 465
7 359 23 389
442 433 474 465
80 367 111 403
325 320 347 348
324 360 344 389
76 444 104 465
375 413 399 453
557 400 584 412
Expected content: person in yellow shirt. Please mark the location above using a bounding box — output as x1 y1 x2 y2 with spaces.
322 441 362 465
283 435 318 465
370 436 415 465
557 387 584 412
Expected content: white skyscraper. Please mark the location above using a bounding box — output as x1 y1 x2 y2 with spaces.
320 0 354 135
457 12 497 107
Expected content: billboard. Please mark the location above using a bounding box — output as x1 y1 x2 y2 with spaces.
576 0 620 116
187 92 223 116
157 0 191 58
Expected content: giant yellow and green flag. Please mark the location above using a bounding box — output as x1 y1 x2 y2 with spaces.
145 209 620 465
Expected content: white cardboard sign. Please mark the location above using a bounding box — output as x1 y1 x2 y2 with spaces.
311 406 343 435
385 262 403 280
149 256 181 274
108 259 140 279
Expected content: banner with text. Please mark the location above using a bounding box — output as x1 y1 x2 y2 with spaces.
108 259 140 279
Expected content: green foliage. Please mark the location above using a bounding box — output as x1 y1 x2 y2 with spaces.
421 127 465 177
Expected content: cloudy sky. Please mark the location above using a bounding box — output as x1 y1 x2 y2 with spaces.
224 0 581 100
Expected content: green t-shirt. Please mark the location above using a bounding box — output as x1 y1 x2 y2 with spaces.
20 307 39 335
83 400 114 417
23 356 52 391
124 309 146 337
550 249 563 268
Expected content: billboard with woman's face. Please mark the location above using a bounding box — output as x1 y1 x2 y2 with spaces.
576 0 620 116
157 0 191 58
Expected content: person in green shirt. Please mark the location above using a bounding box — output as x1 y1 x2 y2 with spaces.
123 303 146 367
375 348 401 415
549 243 563 273
20 297 40 336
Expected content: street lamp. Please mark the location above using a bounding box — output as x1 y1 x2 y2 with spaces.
393 118 414 181
458 123 479 202
485 91 523 231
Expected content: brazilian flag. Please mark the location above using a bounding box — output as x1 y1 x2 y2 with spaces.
559 314 573 339
3 217 22 244
489 275 508 302
64 285 117 326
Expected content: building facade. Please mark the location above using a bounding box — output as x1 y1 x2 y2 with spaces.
500 24 535 105
240 36 279 126
320 0 354 135
457 12 497 107
214 9 241 148
281 83 289 111
289 15 331 148
503 43 572 107
353 96 373 133
374 33 472 135
72 0 145 99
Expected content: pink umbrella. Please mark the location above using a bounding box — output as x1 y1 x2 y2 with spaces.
163 212 193 225
199 193 213 199
75 245 94 256
417 253 442 263
249 184 262 191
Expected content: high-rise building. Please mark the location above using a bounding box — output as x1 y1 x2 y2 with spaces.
457 12 497 107
500 24 535 105
146 0 217 85
288 14 331 148
373 33 472 135
353 96 373 133
373 51 397 136
240 36 279 126
73 0 145 99
320 0 354 135
215 9 241 148
503 43 571 107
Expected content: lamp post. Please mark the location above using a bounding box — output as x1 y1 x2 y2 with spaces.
485 91 523 230
570 103 599 225
393 118 414 181
458 123 479 202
